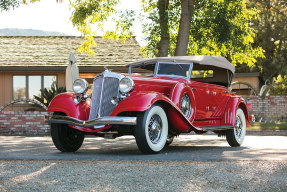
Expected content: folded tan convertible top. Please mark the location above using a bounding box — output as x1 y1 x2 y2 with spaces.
127 55 235 74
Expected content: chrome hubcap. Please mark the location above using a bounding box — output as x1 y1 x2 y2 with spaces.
181 94 191 118
148 114 162 144
235 115 242 138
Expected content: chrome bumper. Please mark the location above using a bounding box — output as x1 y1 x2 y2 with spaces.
45 115 137 127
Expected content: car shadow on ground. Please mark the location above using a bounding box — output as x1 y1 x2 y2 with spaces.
1 136 286 161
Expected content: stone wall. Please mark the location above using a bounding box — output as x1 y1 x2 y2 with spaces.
0 112 51 136
245 96 287 122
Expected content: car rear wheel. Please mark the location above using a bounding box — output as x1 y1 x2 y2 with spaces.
135 105 168 154
51 114 85 152
226 108 246 147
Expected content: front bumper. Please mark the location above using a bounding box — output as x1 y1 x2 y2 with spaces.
45 115 137 128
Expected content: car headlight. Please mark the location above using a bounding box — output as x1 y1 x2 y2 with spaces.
73 79 88 94
119 77 134 93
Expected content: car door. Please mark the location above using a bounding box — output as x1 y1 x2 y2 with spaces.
207 84 231 119
189 81 213 121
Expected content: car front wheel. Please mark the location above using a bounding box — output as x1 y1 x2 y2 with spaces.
226 108 246 147
135 105 168 154
51 115 85 152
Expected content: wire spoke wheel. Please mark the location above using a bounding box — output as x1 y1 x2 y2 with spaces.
148 115 163 144
235 115 243 138
226 108 246 147
135 105 168 154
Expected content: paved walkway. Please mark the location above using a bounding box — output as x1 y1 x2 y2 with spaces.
0 135 286 161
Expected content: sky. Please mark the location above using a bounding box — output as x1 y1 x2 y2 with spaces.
0 0 144 44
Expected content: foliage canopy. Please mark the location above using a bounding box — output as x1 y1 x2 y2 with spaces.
69 0 264 66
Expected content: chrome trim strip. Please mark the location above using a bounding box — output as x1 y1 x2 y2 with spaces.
170 82 179 101
187 63 193 81
45 115 137 128
154 61 159 77
227 108 230 124
98 77 105 117
202 125 233 131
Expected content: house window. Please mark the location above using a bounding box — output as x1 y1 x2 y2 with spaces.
13 76 26 100
13 75 57 100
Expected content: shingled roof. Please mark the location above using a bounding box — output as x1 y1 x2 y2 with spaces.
0 36 142 72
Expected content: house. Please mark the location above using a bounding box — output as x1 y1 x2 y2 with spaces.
0 36 142 110
231 72 261 95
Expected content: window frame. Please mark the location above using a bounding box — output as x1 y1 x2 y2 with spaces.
155 62 193 80
12 74 58 100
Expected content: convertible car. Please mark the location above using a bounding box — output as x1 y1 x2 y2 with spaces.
46 56 250 154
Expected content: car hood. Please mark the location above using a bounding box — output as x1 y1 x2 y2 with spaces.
126 75 187 96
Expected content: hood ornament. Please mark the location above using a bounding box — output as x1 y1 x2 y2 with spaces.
104 66 110 71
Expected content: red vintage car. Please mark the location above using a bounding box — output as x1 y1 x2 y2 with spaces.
46 56 250 154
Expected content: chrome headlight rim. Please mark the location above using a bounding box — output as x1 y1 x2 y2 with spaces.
119 77 135 93
73 79 89 94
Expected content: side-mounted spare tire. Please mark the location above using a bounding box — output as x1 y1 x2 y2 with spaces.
135 105 168 154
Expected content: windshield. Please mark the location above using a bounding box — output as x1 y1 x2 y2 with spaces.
129 63 156 76
157 63 190 78
129 62 191 78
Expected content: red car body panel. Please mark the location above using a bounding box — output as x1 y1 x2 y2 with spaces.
48 93 90 120
220 96 251 127
110 91 198 132
47 93 105 133
48 73 250 133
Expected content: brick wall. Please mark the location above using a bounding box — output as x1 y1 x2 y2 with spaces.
0 112 51 136
0 96 286 136
245 96 287 122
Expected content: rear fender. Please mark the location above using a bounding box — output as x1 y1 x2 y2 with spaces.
222 97 250 127
111 92 201 132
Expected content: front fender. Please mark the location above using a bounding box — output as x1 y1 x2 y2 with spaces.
48 92 90 122
111 92 166 115
222 96 251 127
111 92 201 132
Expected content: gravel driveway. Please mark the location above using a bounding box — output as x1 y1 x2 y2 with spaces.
0 160 286 192
1 135 287 191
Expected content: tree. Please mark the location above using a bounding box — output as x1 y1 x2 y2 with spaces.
140 0 263 65
174 0 194 56
247 0 287 82
156 0 170 56
1 0 264 67
0 0 62 11
0 0 20 11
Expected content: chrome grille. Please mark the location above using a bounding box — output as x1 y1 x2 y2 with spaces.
99 77 119 116
89 75 119 120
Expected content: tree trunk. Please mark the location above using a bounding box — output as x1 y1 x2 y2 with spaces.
175 0 194 56
157 0 170 57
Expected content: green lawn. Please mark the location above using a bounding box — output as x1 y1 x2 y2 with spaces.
249 122 287 130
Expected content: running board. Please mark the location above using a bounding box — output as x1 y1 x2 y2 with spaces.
202 125 234 131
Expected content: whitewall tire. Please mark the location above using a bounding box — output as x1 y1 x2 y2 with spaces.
135 105 168 154
226 108 246 147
